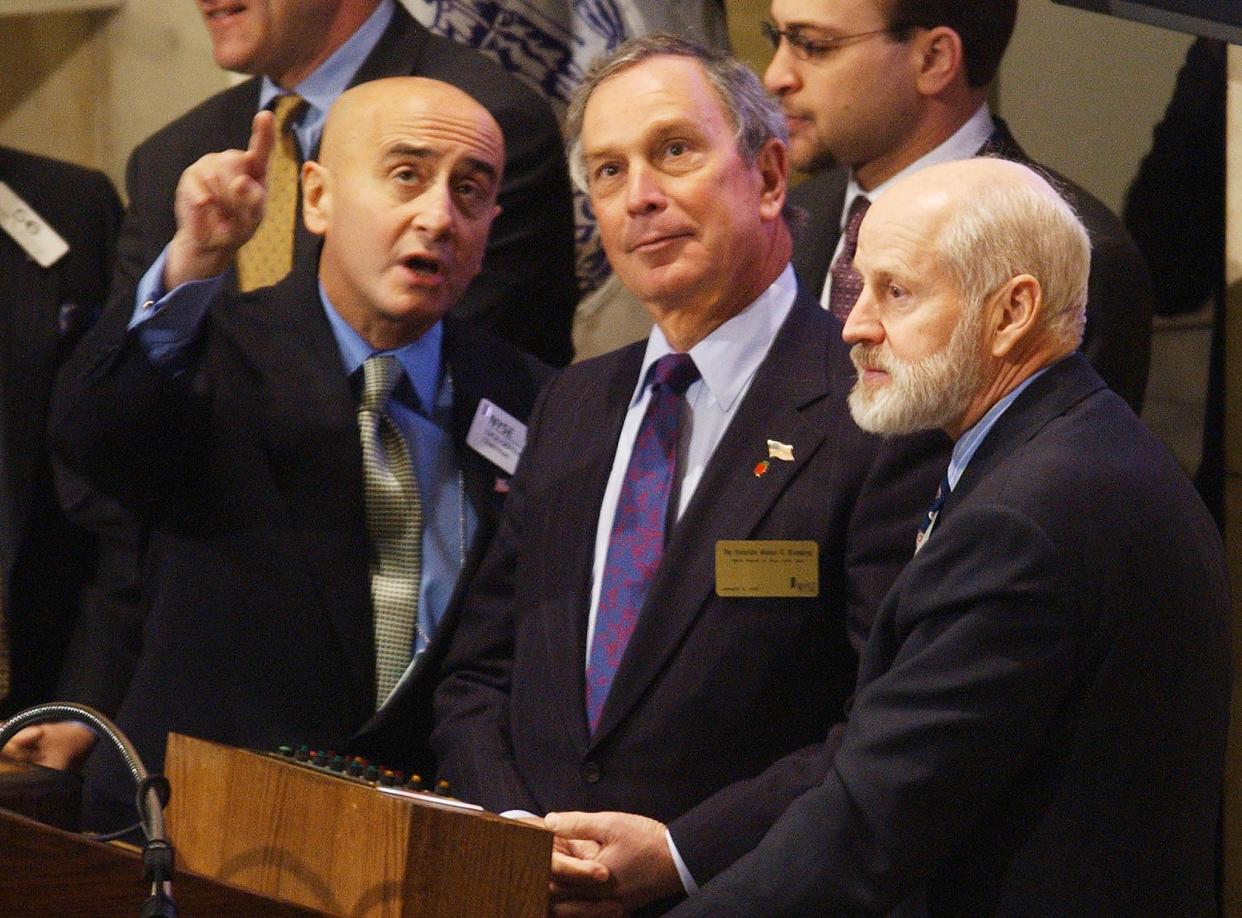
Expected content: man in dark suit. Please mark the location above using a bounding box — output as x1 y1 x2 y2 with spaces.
51 77 550 829
0 147 121 720
763 0 1154 412
430 36 944 915
114 0 576 366
648 158 1230 916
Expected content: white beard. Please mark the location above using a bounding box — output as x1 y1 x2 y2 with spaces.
848 316 984 436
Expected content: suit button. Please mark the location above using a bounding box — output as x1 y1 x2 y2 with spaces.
582 761 602 784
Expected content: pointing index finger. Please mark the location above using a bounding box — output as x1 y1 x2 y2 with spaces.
245 109 276 182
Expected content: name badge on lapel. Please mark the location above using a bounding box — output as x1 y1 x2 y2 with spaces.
0 181 69 268
715 540 819 598
466 398 527 475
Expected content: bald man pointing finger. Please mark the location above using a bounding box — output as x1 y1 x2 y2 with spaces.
51 77 551 833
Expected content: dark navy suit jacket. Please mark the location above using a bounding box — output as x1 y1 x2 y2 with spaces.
669 355 1229 917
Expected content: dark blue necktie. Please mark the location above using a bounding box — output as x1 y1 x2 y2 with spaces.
915 472 951 554
586 353 700 732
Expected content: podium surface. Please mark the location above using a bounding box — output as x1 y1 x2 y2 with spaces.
164 733 552 917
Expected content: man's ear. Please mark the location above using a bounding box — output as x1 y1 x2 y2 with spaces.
754 137 789 222
912 25 965 97
989 274 1043 359
301 160 330 237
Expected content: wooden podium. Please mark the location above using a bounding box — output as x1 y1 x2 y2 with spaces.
0 806 322 915
164 733 551 917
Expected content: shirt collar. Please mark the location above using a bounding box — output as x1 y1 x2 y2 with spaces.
635 263 798 412
946 365 1049 491
842 103 994 230
319 279 443 414
258 0 395 128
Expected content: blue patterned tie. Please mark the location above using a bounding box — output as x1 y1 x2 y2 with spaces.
915 471 951 554
586 353 700 732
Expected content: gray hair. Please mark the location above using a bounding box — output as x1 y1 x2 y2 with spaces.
564 33 788 193
937 163 1091 352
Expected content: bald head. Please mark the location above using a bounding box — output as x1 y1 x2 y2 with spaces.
301 77 505 350
866 158 1090 354
319 77 505 172
844 158 1091 438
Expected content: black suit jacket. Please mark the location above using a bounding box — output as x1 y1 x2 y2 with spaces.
789 118 1154 412
669 355 1230 917
51 263 550 825
109 4 577 367
0 146 121 717
432 289 949 890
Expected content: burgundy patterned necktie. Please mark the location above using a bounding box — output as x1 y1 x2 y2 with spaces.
828 195 871 322
586 353 700 732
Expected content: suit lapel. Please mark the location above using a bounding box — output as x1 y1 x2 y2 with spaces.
220 270 376 704
791 170 848 296
346 4 428 90
443 315 512 558
590 294 843 744
945 354 1106 519
978 117 1027 163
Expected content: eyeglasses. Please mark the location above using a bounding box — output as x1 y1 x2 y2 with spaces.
760 20 914 62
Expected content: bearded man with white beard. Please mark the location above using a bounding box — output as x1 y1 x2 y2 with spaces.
561 157 1232 918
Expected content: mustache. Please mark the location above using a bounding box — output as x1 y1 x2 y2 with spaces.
849 343 889 373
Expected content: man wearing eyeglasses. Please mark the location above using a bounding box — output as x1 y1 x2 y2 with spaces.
762 0 1154 414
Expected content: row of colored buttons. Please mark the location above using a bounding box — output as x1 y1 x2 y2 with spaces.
275 745 451 795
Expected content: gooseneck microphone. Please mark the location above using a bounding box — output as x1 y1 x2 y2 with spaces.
0 702 177 918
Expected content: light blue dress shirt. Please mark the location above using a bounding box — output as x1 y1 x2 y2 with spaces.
946 366 1049 491
133 0 395 310
319 284 477 676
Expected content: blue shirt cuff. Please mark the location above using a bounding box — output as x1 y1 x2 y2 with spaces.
129 247 225 366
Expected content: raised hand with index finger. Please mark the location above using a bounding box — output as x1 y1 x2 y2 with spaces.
164 109 275 290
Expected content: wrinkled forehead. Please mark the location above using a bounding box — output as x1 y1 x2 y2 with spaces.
325 84 504 172
373 107 504 169
581 56 730 151
857 187 952 269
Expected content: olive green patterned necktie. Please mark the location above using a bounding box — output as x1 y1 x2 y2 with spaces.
358 355 423 707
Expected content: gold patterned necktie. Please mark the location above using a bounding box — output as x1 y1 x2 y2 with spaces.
235 93 305 292
358 355 423 707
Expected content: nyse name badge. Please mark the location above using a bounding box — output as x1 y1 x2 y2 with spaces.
0 181 69 268
715 541 819 598
466 398 528 475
